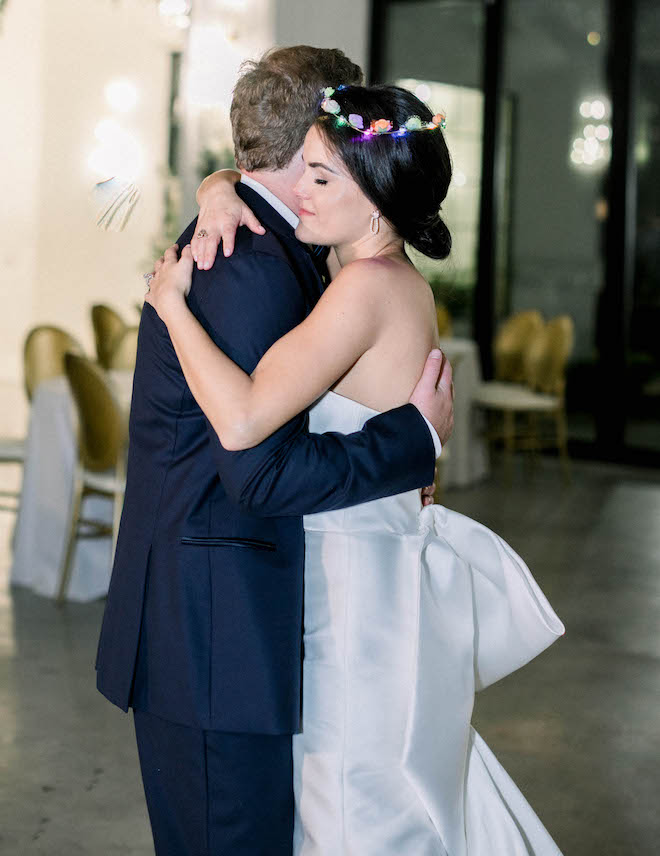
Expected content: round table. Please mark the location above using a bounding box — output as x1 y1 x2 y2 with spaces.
10 371 133 602
437 337 489 489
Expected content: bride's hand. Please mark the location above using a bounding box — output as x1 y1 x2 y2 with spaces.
421 466 437 506
191 169 265 270
144 244 194 323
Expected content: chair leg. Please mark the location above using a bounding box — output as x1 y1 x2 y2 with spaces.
483 409 496 470
111 452 127 563
503 410 515 483
525 411 540 478
111 489 124 564
555 408 572 484
56 472 85 606
0 459 23 514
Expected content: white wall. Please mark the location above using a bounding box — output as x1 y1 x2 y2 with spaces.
0 0 44 431
34 0 175 347
0 0 178 427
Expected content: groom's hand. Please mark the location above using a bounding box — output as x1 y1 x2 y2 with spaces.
409 349 454 447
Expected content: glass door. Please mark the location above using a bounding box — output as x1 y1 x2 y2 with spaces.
500 0 609 449
372 0 487 338
627 0 660 457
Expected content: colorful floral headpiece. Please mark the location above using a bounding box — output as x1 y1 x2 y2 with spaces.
319 86 446 137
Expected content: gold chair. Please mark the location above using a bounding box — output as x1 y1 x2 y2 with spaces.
0 326 85 512
435 302 453 338
56 353 126 604
474 316 574 482
494 310 544 382
107 326 139 371
91 304 127 370
24 324 85 400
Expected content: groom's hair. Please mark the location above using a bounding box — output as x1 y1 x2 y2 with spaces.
230 46 363 171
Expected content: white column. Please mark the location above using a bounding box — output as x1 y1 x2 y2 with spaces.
179 0 275 221
273 0 371 76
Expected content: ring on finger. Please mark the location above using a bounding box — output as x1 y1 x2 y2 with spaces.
197 229 209 238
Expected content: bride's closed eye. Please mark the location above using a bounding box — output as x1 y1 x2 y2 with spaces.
314 178 328 186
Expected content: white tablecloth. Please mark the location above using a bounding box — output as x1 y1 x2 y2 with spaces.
10 371 133 602
437 337 489 489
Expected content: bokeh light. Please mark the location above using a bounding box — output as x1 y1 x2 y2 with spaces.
158 0 191 15
89 119 143 180
104 79 139 113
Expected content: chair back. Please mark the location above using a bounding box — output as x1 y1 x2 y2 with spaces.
435 302 453 338
523 315 574 397
64 353 124 472
23 325 85 400
494 310 544 382
107 326 139 370
92 304 126 369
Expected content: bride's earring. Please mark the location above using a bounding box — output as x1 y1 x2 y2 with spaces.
370 210 381 235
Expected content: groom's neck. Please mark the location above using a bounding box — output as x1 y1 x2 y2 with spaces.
241 162 302 215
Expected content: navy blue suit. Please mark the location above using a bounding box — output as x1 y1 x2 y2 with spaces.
96 184 436 853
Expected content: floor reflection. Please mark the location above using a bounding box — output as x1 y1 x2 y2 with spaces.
1 456 659 854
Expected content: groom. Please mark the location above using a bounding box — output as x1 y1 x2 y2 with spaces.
96 46 453 855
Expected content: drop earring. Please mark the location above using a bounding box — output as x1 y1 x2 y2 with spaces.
370 210 381 235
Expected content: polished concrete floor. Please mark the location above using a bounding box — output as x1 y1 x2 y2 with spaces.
1 456 660 855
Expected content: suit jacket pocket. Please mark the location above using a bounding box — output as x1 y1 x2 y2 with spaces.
180 536 277 552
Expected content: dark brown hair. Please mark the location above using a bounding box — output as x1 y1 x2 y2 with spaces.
316 85 452 259
230 46 363 171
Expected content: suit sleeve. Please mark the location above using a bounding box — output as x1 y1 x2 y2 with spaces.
189 250 436 517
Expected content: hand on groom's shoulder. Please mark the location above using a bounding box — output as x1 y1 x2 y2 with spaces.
178 217 286 278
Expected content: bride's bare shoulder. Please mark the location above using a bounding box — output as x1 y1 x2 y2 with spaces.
333 255 424 292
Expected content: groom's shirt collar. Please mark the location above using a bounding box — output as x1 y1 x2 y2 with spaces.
240 174 299 230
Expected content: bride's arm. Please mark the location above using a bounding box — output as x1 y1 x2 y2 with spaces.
146 246 384 451
191 170 265 269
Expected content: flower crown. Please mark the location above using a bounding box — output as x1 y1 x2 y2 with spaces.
319 86 446 137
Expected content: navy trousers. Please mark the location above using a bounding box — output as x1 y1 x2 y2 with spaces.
133 710 294 855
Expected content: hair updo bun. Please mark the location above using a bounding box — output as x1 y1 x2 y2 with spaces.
315 84 452 259
407 215 452 260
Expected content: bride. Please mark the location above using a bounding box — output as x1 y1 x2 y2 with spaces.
146 83 565 855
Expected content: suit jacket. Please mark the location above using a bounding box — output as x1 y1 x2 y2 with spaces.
96 184 436 734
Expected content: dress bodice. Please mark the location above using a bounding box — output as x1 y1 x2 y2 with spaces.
304 390 424 535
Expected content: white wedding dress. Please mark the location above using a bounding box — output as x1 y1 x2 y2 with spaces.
293 390 565 856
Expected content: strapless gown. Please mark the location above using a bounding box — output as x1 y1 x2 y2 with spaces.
293 390 565 856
